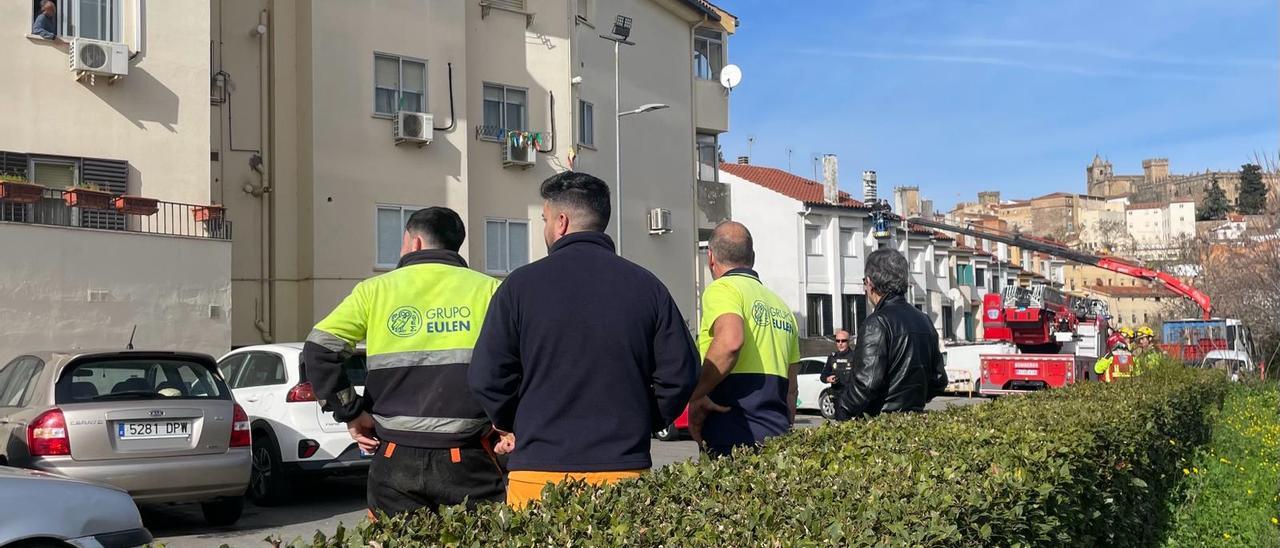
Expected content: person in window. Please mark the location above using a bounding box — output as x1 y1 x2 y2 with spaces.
33 1 57 40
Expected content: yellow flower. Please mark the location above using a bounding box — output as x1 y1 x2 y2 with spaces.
1272 517 1279 525
1182 468 1190 475
1224 533 1231 540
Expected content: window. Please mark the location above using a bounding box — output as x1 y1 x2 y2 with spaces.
235 353 286 388
697 133 718 182
56 358 227 403
575 0 593 22
482 83 528 137
376 205 419 269
31 157 78 189
799 360 825 376
806 294 833 337
577 100 594 147
956 264 975 286
693 27 724 80
839 228 857 257
43 0 119 41
912 251 925 273
841 294 866 334
485 218 530 274
974 267 986 287
217 354 248 386
374 54 426 116
805 225 823 256
0 357 44 407
942 306 953 337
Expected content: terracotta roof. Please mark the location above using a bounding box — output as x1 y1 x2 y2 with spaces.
1089 285 1176 298
720 163 869 209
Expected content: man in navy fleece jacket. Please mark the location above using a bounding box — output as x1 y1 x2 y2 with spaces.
468 171 699 508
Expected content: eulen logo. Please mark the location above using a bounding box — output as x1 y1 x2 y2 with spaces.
388 306 423 337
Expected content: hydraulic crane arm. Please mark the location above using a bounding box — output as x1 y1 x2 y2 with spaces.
906 216 1213 319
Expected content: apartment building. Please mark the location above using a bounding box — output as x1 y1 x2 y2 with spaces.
212 0 735 346
0 0 230 358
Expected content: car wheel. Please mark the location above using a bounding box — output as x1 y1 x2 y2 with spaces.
654 424 679 442
249 435 290 506
201 496 245 526
819 389 837 420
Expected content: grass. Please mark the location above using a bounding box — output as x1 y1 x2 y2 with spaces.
1163 382 1280 546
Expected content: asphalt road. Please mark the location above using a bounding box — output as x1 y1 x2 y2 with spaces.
149 396 986 547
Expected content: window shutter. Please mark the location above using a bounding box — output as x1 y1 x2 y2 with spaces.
487 0 526 11
80 157 128 230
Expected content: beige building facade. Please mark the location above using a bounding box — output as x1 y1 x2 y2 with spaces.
1089 155 1280 209
213 0 734 346
0 0 230 359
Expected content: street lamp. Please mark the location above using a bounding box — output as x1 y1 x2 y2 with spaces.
599 15 661 256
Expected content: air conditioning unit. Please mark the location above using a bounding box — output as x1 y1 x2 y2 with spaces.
394 111 433 146
648 208 673 235
69 38 129 80
502 138 536 168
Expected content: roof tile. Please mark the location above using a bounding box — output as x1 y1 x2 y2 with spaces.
720 163 868 209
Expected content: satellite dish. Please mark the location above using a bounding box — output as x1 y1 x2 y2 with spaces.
719 64 742 90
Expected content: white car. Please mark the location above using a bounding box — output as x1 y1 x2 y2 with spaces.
795 356 838 419
217 343 369 505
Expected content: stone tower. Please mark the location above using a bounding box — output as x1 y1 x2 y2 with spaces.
1142 158 1170 183
1086 154 1113 196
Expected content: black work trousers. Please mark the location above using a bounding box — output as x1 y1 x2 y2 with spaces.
367 439 506 516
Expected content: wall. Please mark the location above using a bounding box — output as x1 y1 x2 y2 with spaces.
0 0 211 204
721 170 802 315
0 224 231 362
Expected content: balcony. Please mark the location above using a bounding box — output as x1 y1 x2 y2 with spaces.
694 79 729 133
0 187 232 240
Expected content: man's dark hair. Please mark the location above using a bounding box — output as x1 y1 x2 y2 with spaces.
405 207 466 252
865 248 909 297
709 221 754 268
540 171 611 231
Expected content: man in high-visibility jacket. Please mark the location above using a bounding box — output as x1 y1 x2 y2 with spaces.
1094 336 1135 382
303 207 505 516
1133 326 1162 371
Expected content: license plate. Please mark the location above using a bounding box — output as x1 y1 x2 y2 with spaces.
117 420 191 439
1015 368 1039 376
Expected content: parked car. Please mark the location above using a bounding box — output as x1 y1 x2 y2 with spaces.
217 343 370 505
0 465 152 547
655 356 831 441
0 351 251 526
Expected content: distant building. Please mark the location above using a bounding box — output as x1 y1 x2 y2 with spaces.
1087 155 1280 210
894 186 922 217
1124 201 1196 259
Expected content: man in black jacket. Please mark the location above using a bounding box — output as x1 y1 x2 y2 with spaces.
835 249 947 419
468 171 699 509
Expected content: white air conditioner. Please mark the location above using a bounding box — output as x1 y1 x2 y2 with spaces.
502 138 536 168
69 38 129 79
394 111 433 146
648 208 673 235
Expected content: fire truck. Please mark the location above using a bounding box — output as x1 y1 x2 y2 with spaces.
906 216 1248 394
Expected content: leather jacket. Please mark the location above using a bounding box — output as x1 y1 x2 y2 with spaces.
836 294 947 419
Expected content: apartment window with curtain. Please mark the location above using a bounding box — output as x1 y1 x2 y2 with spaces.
696 133 718 182
806 294 833 337
485 219 530 275
577 100 594 147
375 205 420 269
804 225 824 256
693 27 724 80
956 264 975 286
374 54 426 116
482 83 528 138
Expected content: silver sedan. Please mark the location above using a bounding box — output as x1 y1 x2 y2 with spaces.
0 465 152 547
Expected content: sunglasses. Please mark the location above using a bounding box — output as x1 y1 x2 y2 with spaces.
835 339 849 343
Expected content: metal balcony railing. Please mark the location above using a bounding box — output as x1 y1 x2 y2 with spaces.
0 188 232 240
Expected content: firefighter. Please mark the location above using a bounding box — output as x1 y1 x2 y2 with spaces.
302 207 506 517
1094 333 1135 382
1133 326 1162 372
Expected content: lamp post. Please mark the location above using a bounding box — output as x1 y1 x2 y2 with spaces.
599 16 667 255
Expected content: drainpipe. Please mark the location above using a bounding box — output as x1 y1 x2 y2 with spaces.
798 206 811 334
688 12 708 332
253 6 275 344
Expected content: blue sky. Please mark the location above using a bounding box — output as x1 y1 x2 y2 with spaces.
719 0 1279 209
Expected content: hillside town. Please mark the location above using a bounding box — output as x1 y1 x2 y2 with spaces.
0 0 1277 546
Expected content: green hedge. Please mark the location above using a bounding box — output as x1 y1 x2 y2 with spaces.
293 365 1226 547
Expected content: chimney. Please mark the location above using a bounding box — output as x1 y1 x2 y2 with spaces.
821 154 839 204
862 170 877 203
736 155 750 165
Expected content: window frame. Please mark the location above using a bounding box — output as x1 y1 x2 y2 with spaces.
577 99 595 148
804 225 824 256
374 204 421 270
484 217 531 275
234 352 288 389
696 132 718 182
839 227 858 257
0 356 45 408
480 82 530 141
216 353 249 387
693 26 724 81
806 294 834 337
53 0 123 42
29 156 80 189
373 53 428 118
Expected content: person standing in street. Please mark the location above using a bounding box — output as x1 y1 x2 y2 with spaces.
835 249 948 419
303 207 506 517
822 329 854 384
468 171 699 509
687 221 801 457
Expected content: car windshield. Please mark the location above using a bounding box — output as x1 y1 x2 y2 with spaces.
56 358 228 403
